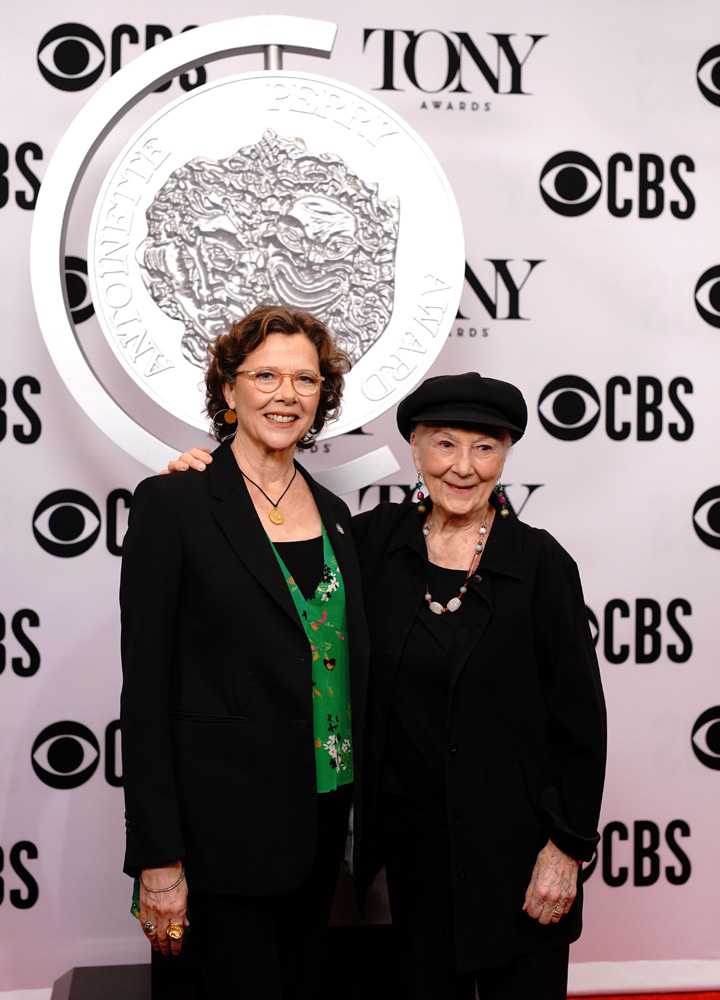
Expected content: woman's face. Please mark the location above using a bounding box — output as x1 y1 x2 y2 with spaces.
223 333 321 455
411 424 510 521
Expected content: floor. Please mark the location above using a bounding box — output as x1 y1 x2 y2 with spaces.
3 987 719 999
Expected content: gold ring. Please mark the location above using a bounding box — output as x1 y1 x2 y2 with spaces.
167 923 184 940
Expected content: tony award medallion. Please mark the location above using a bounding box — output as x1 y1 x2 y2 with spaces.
32 18 464 481
89 70 464 437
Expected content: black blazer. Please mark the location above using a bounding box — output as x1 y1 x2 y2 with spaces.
352 500 606 972
120 442 369 896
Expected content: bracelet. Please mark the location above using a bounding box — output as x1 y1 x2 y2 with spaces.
139 864 185 893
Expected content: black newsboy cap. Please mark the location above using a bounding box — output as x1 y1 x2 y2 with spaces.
397 372 528 442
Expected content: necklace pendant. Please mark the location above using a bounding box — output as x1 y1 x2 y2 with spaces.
269 509 284 525
446 597 462 613
428 601 445 615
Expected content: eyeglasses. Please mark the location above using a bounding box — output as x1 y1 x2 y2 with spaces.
236 367 325 396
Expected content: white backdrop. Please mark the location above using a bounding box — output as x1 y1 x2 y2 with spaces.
2 1 720 993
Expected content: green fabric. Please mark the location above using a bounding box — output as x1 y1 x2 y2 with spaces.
270 524 353 792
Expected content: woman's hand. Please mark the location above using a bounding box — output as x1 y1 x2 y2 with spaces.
139 861 189 955
522 839 579 925
159 447 213 475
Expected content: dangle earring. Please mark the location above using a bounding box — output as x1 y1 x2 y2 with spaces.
495 481 510 517
213 407 238 443
415 471 427 513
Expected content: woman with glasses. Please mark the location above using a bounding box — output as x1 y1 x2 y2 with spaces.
120 305 369 999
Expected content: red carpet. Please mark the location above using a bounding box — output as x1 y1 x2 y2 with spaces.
580 994 720 999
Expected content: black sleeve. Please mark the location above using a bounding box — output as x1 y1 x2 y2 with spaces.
120 476 186 874
532 538 607 862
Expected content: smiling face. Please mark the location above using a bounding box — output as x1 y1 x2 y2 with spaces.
411 424 511 522
223 333 321 458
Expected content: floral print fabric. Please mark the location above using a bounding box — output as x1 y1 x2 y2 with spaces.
271 525 353 792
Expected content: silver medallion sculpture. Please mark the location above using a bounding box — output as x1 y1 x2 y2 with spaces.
33 16 464 487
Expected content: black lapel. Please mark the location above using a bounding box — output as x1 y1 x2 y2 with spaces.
448 510 524 687
208 443 304 635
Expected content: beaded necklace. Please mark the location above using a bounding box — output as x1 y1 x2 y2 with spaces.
423 517 487 615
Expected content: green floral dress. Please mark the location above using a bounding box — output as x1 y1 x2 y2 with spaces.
271 523 353 792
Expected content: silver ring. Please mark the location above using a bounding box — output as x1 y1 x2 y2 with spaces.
143 920 157 934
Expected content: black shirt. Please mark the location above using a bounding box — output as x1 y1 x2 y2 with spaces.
273 536 323 600
381 563 468 805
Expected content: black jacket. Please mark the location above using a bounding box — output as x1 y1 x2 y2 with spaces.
120 442 369 895
352 500 606 971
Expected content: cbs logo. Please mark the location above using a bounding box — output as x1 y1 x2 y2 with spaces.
0 842 39 909
694 266 720 327
692 487 720 549
0 142 42 211
36 22 205 92
539 151 694 218
64 256 94 324
697 45 720 106
32 488 131 557
0 377 41 443
32 720 121 789
0 610 40 677
537 375 693 441
586 599 691 665
583 820 691 887
691 708 720 769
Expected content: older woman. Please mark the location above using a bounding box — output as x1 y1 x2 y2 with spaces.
120 305 368 999
170 370 606 1000
354 373 606 999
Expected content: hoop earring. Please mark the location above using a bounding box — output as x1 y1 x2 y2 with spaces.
213 407 237 443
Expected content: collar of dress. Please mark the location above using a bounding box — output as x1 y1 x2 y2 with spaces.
386 497 525 581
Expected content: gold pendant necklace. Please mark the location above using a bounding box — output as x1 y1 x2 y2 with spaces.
241 467 298 524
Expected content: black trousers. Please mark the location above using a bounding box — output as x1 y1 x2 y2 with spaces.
381 792 570 1000
189 785 352 1000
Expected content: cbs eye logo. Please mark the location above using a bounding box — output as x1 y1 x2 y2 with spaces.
32 721 100 788
37 23 106 92
539 152 603 217
32 488 131 557
538 376 600 440
36 22 206 93
539 150 694 219
692 487 720 549
694 266 720 328
697 45 720 106
65 257 94 324
691 708 720 769
31 720 121 788
33 490 101 557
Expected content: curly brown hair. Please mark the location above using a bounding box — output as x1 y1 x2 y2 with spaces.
205 305 351 449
